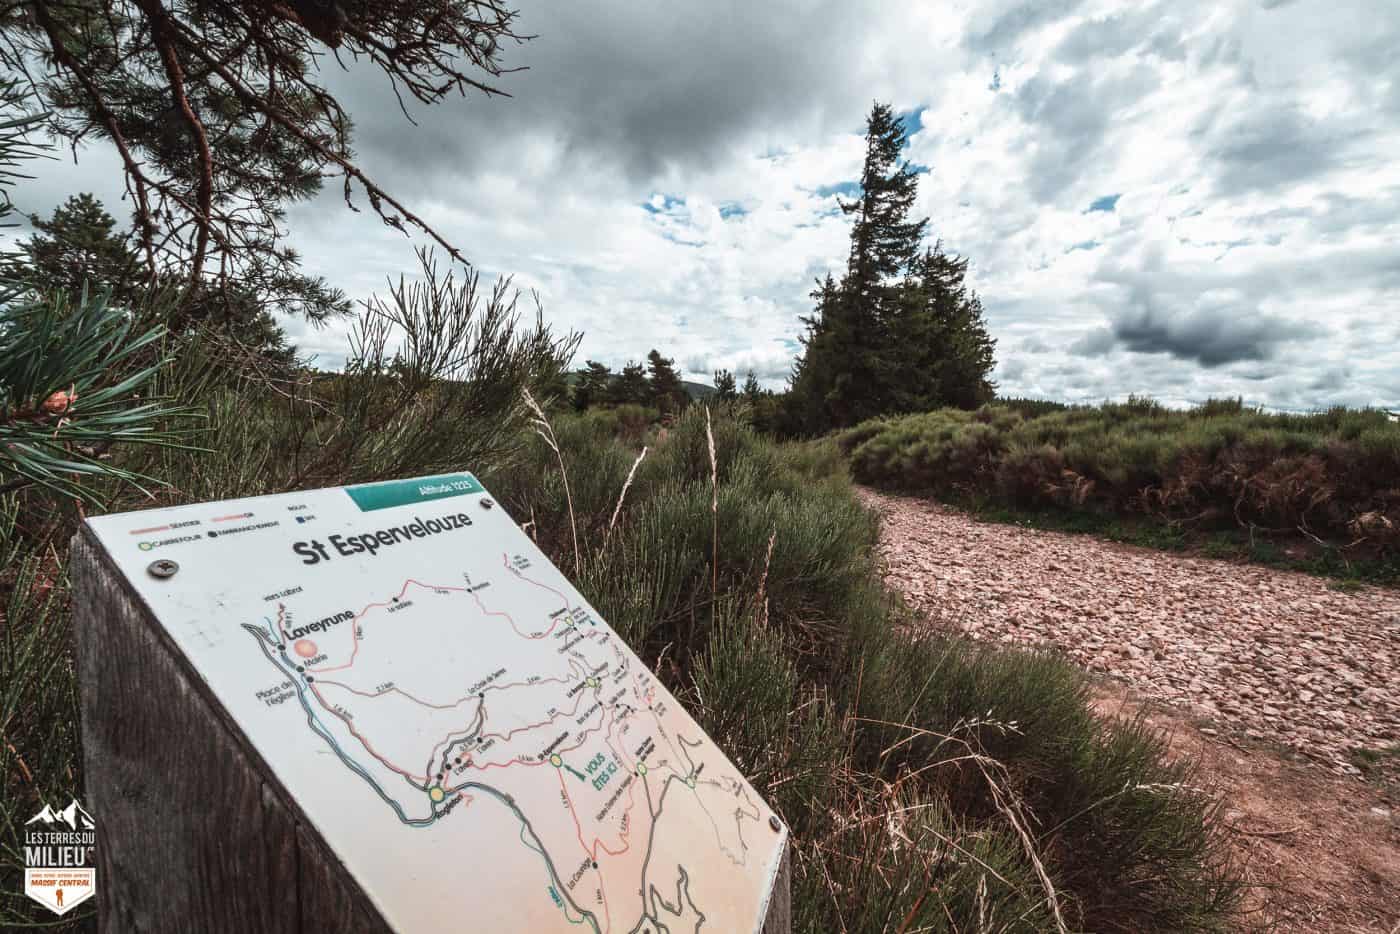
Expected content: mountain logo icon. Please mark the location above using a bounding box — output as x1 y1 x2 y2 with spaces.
25 798 95 831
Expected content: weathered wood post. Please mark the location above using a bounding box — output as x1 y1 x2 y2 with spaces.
760 851 792 934
71 475 791 933
72 528 391 933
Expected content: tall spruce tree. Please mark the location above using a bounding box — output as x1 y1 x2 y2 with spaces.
787 274 846 432
785 102 996 434
843 103 928 314
913 245 996 409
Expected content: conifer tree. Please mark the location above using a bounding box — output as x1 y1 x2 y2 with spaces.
742 371 762 406
16 194 303 363
878 245 993 412
784 102 996 434
573 360 612 411
787 274 847 432
14 194 140 301
645 349 686 415
610 361 649 406
713 369 737 401
0 90 187 503
911 245 996 409
843 103 928 315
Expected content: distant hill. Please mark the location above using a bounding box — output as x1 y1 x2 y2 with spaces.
562 370 715 400
682 380 716 400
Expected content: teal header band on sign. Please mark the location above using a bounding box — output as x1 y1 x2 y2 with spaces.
344 474 485 512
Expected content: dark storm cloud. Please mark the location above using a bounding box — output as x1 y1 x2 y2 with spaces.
1109 303 1313 366
328 0 882 198
1069 327 1116 356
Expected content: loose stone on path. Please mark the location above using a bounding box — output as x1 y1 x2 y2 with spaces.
859 488 1400 778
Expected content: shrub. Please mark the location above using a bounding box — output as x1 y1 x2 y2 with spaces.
847 399 1400 567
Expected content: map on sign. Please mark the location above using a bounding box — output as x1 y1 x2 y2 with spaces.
87 473 786 933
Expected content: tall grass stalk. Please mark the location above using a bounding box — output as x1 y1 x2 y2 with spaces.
523 386 579 574
705 404 718 594
608 444 647 534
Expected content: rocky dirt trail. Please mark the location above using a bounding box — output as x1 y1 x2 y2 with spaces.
859 487 1400 932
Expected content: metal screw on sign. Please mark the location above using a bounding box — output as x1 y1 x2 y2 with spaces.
480 498 495 510
147 559 179 579
769 816 782 832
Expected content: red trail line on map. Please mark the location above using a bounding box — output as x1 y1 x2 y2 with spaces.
309 682 428 782
313 679 481 711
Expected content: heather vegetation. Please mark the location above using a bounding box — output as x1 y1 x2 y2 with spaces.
842 398 1400 582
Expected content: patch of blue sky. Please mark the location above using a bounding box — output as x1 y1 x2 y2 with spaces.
1066 239 1100 253
812 180 861 198
894 106 925 137
641 193 686 214
1084 193 1121 214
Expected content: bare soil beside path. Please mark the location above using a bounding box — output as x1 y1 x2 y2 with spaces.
1096 689 1399 932
858 487 1400 932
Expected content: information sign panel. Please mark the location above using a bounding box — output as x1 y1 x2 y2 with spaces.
87 473 787 932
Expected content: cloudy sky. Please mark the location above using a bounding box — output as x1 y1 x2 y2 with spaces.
20 0 1400 408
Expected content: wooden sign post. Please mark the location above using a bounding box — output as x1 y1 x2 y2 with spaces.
71 475 789 933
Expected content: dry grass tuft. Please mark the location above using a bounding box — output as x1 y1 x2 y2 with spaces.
523 386 579 573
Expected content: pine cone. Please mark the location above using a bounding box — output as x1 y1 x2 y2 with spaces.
41 389 77 415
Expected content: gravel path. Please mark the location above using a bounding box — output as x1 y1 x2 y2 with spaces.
859 487 1400 777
